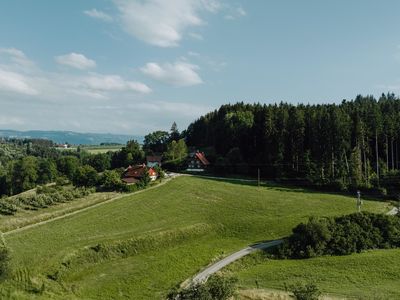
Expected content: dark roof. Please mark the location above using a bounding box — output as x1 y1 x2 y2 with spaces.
123 164 147 178
122 177 140 184
146 155 162 163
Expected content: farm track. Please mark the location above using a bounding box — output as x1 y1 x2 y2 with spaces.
191 240 284 285
4 175 179 236
188 189 397 286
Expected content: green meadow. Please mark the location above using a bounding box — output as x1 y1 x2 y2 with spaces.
1 176 390 299
226 248 400 299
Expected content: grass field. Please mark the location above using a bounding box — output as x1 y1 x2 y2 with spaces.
225 248 400 299
0 191 119 232
0 176 390 299
82 145 122 154
55 145 122 154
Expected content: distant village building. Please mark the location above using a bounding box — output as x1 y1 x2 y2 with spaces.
122 164 158 184
146 155 162 168
56 143 69 149
187 151 210 172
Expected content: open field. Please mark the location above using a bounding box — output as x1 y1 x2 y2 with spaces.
82 145 122 154
0 191 118 233
55 145 122 154
226 248 400 299
1 176 390 299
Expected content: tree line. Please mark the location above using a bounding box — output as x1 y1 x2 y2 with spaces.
184 93 400 194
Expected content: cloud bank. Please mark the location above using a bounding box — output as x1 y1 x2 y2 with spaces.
141 61 203 86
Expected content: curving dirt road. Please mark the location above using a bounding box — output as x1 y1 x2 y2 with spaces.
191 239 283 285
190 204 397 285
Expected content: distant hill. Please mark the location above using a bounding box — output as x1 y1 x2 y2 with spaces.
0 130 143 145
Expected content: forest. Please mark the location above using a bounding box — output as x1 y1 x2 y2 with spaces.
0 139 148 197
185 94 400 195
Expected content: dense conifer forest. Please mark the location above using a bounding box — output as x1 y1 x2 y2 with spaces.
185 94 400 194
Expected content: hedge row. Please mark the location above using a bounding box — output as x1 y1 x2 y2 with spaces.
0 186 94 215
277 212 400 259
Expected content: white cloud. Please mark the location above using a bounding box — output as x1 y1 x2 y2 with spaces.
237 7 247 16
0 68 38 95
0 48 151 100
80 73 152 94
224 5 247 20
55 53 97 70
114 0 218 47
0 48 35 69
141 61 203 86
84 8 113 22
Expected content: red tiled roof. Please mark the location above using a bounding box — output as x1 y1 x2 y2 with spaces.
195 152 210 166
123 164 158 179
148 168 157 176
123 164 146 178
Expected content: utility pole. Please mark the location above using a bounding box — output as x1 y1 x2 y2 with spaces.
356 190 362 213
375 130 379 186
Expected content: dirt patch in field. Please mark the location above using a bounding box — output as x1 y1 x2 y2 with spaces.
238 289 347 300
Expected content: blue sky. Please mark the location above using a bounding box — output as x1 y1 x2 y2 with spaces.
1 0 400 135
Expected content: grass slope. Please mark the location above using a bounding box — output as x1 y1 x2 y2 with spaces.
2 176 388 299
226 249 400 299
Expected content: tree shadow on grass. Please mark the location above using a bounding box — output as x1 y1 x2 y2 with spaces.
189 175 389 203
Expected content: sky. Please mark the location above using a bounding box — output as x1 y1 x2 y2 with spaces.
1 0 400 135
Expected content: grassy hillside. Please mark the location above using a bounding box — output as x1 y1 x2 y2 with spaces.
226 249 400 299
1 176 388 299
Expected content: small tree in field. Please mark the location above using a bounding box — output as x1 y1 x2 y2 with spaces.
286 282 321 300
167 274 237 300
101 170 123 191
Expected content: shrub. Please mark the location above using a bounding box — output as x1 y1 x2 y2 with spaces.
101 170 124 191
279 217 332 258
36 185 57 195
55 176 69 186
167 274 237 300
0 199 18 215
206 274 238 300
286 282 321 300
277 212 400 259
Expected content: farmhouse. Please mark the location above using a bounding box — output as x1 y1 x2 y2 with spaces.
187 151 210 172
122 164 158 184
146 155 162 168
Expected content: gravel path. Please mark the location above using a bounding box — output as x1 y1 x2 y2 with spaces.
189 200 398 285
191 240 283 285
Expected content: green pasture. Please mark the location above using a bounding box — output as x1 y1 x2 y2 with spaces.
1 176 389 299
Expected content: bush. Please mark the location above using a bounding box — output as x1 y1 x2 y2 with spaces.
0 199 18 215
167 274 237 300
101 170 124 191
277 212 400 259
0 186 95 215
286 282 321 300
279 217 332 258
